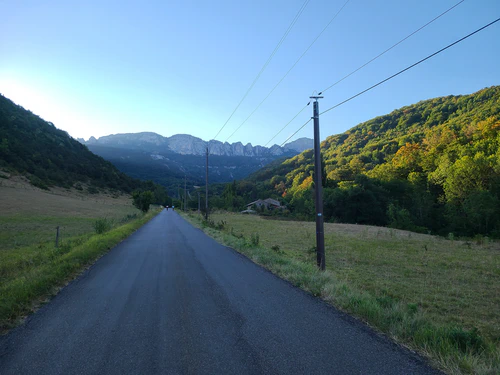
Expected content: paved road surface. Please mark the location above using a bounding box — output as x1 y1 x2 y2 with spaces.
0 210 440 374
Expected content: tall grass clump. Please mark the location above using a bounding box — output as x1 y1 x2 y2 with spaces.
92 217 113 234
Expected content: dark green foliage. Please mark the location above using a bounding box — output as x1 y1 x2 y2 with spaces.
132 191 154 212
446 327 486 354
214 87 500 238
271 244 281 253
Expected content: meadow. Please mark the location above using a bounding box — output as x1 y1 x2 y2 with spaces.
184 211 500 375
0 177 139 250
0 178 158 332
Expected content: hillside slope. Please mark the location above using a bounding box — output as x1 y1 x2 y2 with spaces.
244 86 500 236
0 94 167 200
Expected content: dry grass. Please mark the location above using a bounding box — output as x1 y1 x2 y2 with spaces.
210 212 500 342
0 176 158 332
186 211 500 374
0 176 139 250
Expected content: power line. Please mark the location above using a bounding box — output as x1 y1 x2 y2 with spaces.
264 101 311 147
278 17 499 147
223 0 352 143
211 0 311 142
280 118 312 147
319 0 466 95
320 17 500 116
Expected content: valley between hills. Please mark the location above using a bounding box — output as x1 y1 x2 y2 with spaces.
1 86 500 374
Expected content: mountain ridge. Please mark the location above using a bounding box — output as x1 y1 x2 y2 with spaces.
82 132 313 157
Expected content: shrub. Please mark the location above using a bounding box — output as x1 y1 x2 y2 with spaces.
93 218 113 234
29 176 49 190
132 190 153 212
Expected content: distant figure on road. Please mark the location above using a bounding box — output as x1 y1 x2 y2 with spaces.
172 206 175 211
166 206 169 211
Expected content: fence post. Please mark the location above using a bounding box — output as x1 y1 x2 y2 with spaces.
55 226 60 248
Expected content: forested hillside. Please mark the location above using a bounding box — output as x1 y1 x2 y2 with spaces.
219 86 500 237
0 94 169 203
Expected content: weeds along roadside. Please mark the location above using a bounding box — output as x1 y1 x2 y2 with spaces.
0 208 161 333
181 211 499 375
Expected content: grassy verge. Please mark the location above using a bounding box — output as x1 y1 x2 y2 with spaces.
0 208 160 332
181 211 499 375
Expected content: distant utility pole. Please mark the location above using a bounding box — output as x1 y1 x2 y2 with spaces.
310 96 325 271
184 176 187 212
205 145 209 220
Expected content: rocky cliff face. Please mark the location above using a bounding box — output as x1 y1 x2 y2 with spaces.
82 132 311 157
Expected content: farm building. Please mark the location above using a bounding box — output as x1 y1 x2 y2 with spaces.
246 198 281 210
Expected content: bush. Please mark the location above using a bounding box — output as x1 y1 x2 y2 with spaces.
132 190 153 212
29 176 49 190
93 218 113 234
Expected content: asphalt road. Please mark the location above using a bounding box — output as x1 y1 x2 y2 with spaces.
0 210 441 374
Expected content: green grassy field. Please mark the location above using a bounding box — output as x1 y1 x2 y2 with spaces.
0 179 139 250
0 179 159 332
184 211 500 375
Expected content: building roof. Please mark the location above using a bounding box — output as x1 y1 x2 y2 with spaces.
246 198 280 207
263 198 280 207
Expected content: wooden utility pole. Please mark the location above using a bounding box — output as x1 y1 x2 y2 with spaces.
310 96 325 270
205 145 209 220
184 176 187 212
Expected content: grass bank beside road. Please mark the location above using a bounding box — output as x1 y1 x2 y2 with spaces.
0 180 161 332
182 211 500 375
0 209 160 332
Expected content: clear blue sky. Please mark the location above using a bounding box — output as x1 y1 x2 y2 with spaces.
1 0 499 147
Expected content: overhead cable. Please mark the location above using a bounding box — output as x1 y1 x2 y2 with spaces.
279 17 500 146
280 118 312 147
319 0 466 95
224 0 352 143
264 101 311 147
211 0 311 142
319 17 500 116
